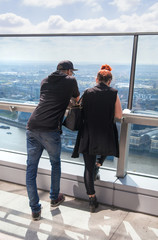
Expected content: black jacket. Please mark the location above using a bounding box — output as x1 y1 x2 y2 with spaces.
27 71 80 131
72 82 119 157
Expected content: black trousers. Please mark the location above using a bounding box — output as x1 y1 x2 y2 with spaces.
83 153 96 195
83 154 106 195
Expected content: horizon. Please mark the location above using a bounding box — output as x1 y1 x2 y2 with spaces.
0 61 158 66
1 34 158 64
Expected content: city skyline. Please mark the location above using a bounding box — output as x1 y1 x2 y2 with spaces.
0 61 158 160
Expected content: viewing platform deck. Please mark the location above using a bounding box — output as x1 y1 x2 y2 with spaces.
0 180 158 240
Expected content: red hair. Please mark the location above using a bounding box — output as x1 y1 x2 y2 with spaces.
100 64 112 71
97 64 112 83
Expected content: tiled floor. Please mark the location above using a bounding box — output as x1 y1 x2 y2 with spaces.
0 180 158 240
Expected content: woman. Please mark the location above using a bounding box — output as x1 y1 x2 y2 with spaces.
73 64 122 212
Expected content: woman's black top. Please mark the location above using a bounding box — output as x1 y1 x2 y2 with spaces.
73 82 119 157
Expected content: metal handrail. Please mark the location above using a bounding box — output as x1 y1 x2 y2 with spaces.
0 101 158 126
0 101 36 113
123 113 158 126
0 32 158 37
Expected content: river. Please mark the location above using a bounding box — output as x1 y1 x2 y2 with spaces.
0 122 158 175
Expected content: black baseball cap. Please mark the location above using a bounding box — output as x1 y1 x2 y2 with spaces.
57 60 78 71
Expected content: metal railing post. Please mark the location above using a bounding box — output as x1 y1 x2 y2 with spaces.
116 120 131 177
117 34 138 177
128 34 139 110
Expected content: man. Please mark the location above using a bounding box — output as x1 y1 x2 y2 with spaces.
26 60 80 220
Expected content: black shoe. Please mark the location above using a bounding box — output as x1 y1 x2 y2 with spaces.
51 193 65 207
32 210 41 221
89 196 98 213
94 165 100 181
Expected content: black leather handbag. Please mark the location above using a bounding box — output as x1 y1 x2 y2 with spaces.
62 104 82 131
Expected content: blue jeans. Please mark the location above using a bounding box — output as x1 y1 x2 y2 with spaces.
26 129 61 213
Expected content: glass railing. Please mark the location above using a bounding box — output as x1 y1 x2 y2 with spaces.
0 35 133 102
128 124 158 175
133 35 158 114
117 112 158 177
0 33 158 178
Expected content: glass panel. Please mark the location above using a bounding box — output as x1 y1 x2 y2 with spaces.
132 35 158 115
0 109 121 169
0 110 28 152
0 109 84 163
0 35 133 168
127 123 158 176
0 36 132 99
61 126 83 163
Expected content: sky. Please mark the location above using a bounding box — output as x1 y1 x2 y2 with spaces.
0 0 158 64
0 0 158 34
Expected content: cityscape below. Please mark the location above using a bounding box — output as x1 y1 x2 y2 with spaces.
0 62 158 173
